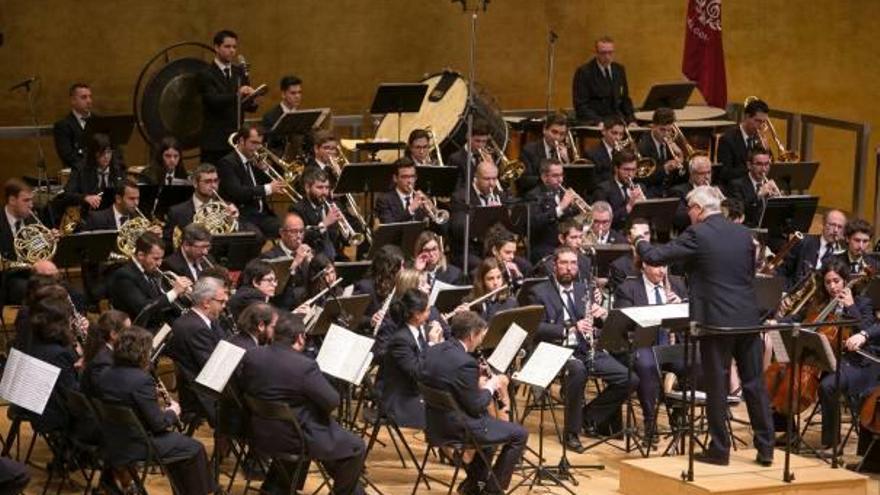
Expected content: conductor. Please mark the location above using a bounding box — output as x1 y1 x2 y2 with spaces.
630 185 774 467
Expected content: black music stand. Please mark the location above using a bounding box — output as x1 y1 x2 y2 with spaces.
862 277 880 311
640 82 696 111
84 115 136 145
139 184 193 219
593 245 632 278
263 256 293 289
356 141 405 162
630 198 680 233
515 277 550 306
768 162 819 195
563 164 596 196
53 230 118 268
211 232 260 270
334 261 371 287
485 305 544 350
336 162 396 196
433 286 474 315
271 108 329 137
759 195 819 239
369 221 427 259
755 275 786 316
309 294 372 336
370 83 429 158
471 205 513 237
415 166 459 197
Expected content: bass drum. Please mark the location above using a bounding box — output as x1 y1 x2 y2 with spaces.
373 71 508 163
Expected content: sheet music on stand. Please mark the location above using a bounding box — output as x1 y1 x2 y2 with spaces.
767 330 790 363
486 323 528 374
428 280 471 308
511 342 573 389
195 341 248 393
152 324 172 352
0 348 61 415
619 303 689 328
316 324 374 385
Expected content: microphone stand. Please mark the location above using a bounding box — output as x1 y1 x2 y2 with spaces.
15 79 53 224
545 30 558 115
460 3 481 283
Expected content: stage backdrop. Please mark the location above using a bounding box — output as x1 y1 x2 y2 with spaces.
0 0 876 220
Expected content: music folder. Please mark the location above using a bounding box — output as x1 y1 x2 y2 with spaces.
0 348 61 415
429 280 472 313
629 198 680 233
271 108 329 136
84 114 136 145
195 341 247 394
54 229 119 268
486 323 528 374
778 326 837 373
316 324 375 385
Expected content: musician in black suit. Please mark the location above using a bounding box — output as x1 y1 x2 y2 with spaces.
290 167 347 260
468 257 519 321
217 124 283 238
779 209 846 287
198 29 260 165
666 153 713 233
228 259 277 319
572 36 635 125
633 185 774 466
592 149 646 232
52 82 92 168
524 159 580 264
636 107 686 196
357 245 405 334
228 302 276 350
375 158 429 224
97 326 217 495
304 130 341 180
83 178 144 231
834 218 880 276
56 133 127 217
613 260 688 442
141 137 189 186
587 201 626 245
162 163 240 249
717 98 769 186
108 232 192 325
526 247 635 452
162 223 215 283
405 128 437 166
532 217 593 284
588 115 626 189
414 230 464 286
82 309 130 398
726 148 777 227
517 113 569 194
258 212 313 310
1 179 42 305
608 218 650 288
420 311 527 495
238 312 365 495
448 120 492 189
449 159 511 269
261 75 303 156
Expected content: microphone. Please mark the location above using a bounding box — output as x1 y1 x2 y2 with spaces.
237 55 250 78
9 76 37 92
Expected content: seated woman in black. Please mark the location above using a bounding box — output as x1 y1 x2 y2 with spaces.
96 326 218 495
356 245 405 331
141 136 188 186
463 257 519 322
82 309 130 398
228 259 277 319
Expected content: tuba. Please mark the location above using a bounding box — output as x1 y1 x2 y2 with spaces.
743 96 799 162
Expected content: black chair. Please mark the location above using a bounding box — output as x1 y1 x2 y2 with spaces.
362 402 424 475
60 389 106 494
412 383 506 495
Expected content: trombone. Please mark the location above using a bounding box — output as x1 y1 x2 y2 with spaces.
325 199 366 246
743 96 800 162
557 130 590 164
424 126 445 167
620 126 657 179
227 132 302 202
666 123 696 176
486 136 525 186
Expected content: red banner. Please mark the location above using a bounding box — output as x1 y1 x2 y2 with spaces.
682 0 727 108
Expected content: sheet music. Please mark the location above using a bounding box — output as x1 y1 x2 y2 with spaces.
152 324 172 352
342 284 354 298
487 323 527 373
354 352 374 386
767 330 790 363
195 341 247 393
305 307 323 333
620 303 689 328
816 332 837 372
0 348 61 415
428 280 470 307
511 343 573 389
316 324 375 384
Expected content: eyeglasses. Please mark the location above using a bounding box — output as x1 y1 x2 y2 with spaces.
212 298 229 304
687 203 701 211
282 228 305 235
260 277 278 284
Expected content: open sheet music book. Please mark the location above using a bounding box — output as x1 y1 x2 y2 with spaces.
428 280 470 308
512 342 573 389
620 303 689 328
0 348 61 415
195 341 247 393
316 324 374 385
486 323 527 374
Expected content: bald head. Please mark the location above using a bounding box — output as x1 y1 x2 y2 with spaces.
473 160 499 195
32 260 59 277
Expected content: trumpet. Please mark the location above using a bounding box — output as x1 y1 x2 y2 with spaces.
744 96 799 162
757 178 782 198
424 126 445 167
564 187 593 229
325 199 365 246
158 269 193 312
625 177 646 202
414 191 450 224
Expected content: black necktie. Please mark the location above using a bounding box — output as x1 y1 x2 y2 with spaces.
659 142 667 162
223 67 231 80
147 274 162 295
747 135 759 151
403 195 411 212
13 220 21 234
99 173 107 189
166 174 174 186
654 286 663 305
417 326 427 353
119 215 129 226
621 183 629 203
564 289 579 322
603 67 611 81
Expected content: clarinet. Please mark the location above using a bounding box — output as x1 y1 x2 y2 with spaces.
154 375 184 431
583 278 595 374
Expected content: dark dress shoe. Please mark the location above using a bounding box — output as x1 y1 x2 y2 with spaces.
755 452 773 467
456 480 480 495
694 452 729 466
564 433 586 454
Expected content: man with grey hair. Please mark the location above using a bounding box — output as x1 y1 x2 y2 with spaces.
666 152 713 232
630 185 774 467
168 276 230 424
588 200 626 245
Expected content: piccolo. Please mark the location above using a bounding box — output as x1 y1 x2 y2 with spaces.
442 284 509 321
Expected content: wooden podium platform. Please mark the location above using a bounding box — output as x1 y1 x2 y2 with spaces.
619 449 869 495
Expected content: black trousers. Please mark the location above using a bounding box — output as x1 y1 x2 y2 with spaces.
563 351 638 436
701 333 774 459
463 418 528 492
818 357 880 447
0 457 29 495
261 433 365 495
151 433 215 495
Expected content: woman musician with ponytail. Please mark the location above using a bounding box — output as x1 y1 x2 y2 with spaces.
461 257 518 321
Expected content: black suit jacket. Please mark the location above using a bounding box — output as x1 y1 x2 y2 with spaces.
448 185 515 261
23 338 79 433
517 140 551 194
592 179 630 231
161 249 212 282
833 252 880 276
381 325 427 429
53 112 88 168
587 142 615 189
259 244 308 310
82 344 113 398
290 199 339 260
227 332 260 351
374 189 427 225
108 261 174 322
637 134 682 196
167 309 226 417
163 198 196 248
238 342 361 460
83 206 121 231
197 63 256 153
140 164 188 186
608 253 638 288
59 162 127 209
666 182 695 233
779 234 836 287
613 274 687 308
526 279 591 356
727 176 762 227
572 59 635 124
637 213 760 327
525 184 578 263
216 151 272 218
447 148 482 189
717 126 752 185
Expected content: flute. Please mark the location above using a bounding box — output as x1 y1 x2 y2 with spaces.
442 284 509 321
372 288 396 336
296 278 343 310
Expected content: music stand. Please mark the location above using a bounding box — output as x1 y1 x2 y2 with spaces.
356 141 405 162
516 277 549 306
336 163 396 195
415 166 459 197
309 294 372 337
84 115 136 145
563 164 596 196
755 275 786 316
862 277 880 311
759 195 819 239
433 286 474 315
640 82 697 111
368 221 427 259
370 83 429 158
768 162 819 194
630 198 680 233
53 230 119 268
334 261 371 287
211 231 260 270
139 184 193 219
471 205 512 237
485 305 545 350
263 256 293 289
593 245 632 278
271 108 329 137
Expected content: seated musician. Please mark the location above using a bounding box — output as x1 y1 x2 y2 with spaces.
779 209 846 287
81 309 130 398
466 257 519 321
414 230 464 286
405 128 436 167
96 326 218 495
525 158 581 264
592 149 646 232
448 119 492 189
84 178 146 231
259 212 313 310
52 82 93 169
228 302 277 350
374 158 429 224
834 218 880 276
526 246 637 452
636 107 686 196
717 97 769 186
167 277 230 426
56 133 127 221
228 259 278 319
142 136 188 186
381 288 445 430
291 167 347 260
666 153 713 233
163 163 240 250
517 113 569 194
356 245 405 330
373 267 448 361
13 271 67 352
587 115 626 189
420 311 528 495
261 75 304 156
533 217 592 284
727 148 777 227
305 129 340 179
609 217 651 288
482 225 532 288
162 223 215 282
216 124 284 238
613 258 687 444
238 312 366 495
588 200 626 245
449 158 510 270
1 179 44 305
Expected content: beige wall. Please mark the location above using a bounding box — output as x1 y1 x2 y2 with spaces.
1 0 877 221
